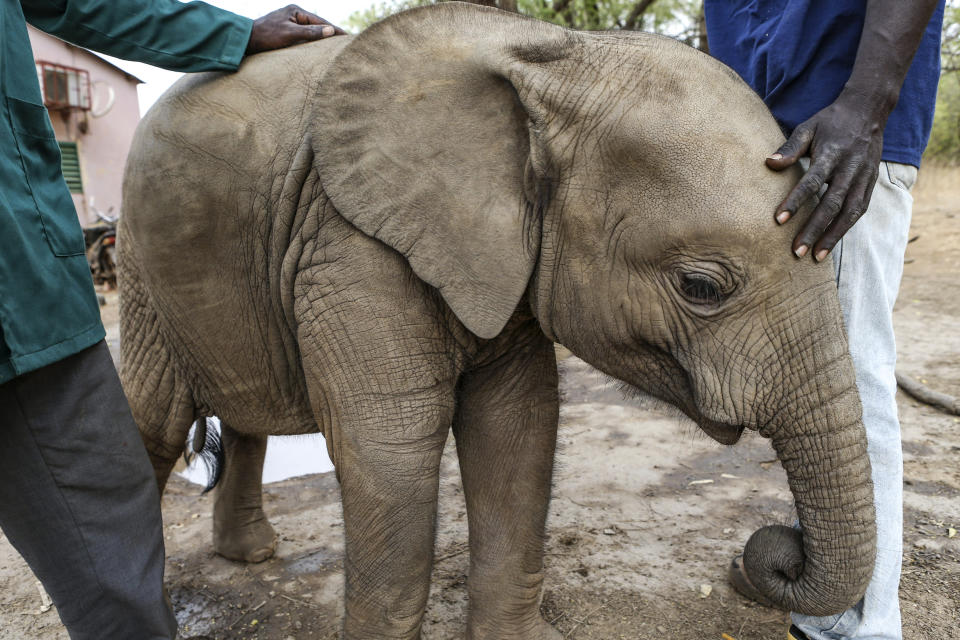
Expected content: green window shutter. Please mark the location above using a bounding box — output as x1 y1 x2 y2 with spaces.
58 141 83 194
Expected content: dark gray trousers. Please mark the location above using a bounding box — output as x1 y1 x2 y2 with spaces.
0 341 177 639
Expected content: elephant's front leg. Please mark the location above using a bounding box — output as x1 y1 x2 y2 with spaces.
336 391 454 639
213 423 277 563
453 332 561 640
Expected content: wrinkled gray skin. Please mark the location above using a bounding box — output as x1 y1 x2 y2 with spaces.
119 4 876 638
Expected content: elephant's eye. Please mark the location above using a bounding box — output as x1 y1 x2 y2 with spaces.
680 274 723 305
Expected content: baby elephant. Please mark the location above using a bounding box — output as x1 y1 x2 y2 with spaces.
120 3 875 638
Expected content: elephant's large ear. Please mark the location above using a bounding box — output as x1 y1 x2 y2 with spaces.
313 3 578 338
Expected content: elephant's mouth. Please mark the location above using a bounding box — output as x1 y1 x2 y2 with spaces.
668 390 746 445
698 418 745 445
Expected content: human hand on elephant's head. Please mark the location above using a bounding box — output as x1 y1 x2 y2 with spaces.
246 4 347 55
764 92 886 263
764 0 938 263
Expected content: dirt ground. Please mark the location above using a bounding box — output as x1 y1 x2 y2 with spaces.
1 168 957 640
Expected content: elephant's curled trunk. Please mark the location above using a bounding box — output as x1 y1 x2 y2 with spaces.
744 320 877 616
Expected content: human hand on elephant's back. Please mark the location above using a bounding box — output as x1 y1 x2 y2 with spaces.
246 4 347 55
764 91 886 263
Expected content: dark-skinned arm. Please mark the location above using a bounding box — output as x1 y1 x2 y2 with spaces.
768 0 940 261
246 5 346 55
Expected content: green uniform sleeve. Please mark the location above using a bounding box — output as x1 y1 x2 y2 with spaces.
20 0 253 72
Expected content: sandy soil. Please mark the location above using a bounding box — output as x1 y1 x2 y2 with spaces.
1 169 957 640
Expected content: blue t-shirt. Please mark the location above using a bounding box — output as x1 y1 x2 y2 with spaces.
704 0 946 167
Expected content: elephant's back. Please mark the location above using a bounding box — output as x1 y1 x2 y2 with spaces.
121 36 353 322
119 38 351 435
123 36 352 252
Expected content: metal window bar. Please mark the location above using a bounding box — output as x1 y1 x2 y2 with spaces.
35 61 91 111
57 141 83 194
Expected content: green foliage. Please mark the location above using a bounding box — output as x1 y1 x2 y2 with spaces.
520 0 701 34
927 1 960 162
344 0 432 32
942 2 960 75
345 0 703 41
928 73 960 163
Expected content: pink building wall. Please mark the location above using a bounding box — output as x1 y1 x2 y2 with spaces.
27 26 142 226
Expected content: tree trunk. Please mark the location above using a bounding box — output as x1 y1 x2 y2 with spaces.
623 0 657 31
696 5 709 53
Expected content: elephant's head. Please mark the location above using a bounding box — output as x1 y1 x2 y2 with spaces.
314 2 875 616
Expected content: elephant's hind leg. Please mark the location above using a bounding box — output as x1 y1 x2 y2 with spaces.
120 355 192 493
118 249 196 494
213 424 277 563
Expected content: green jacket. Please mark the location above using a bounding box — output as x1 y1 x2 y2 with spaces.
1 0 252 383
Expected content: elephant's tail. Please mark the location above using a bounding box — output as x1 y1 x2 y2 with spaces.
183 417 224 494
